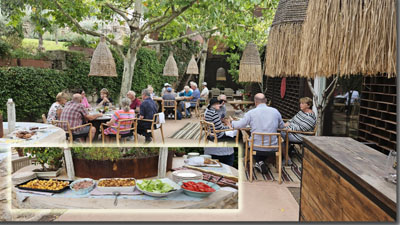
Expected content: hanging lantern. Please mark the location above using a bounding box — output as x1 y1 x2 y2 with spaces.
186 55 199 75
163 52 179 76
216 67 227 81
239 42 262 82
88 36 117 77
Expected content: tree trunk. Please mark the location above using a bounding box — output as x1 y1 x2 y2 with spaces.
198 37 209 86
54 26 59 45
119 50 138 102
38 32 44 52
316 107 324 135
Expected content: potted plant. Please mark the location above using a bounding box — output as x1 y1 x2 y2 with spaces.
71 147 174 179
23 147 64 178
172 148 186 157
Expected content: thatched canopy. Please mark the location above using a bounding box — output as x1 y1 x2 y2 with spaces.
239 42 262 83
264 0 308 77
186 55 199 75
299 0 397 78
163 52 179 77
216 67 227 81
88 36 117 77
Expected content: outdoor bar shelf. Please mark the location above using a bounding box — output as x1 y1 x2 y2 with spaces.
300 136 396 222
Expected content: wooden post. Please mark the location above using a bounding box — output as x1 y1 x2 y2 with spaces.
63 148 75 180
157 147 168 178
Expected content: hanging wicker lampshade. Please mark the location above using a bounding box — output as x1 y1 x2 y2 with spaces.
216 67 227 81
163 52 179 76
239 42 262 82
186 55 199 74
88 36 117 77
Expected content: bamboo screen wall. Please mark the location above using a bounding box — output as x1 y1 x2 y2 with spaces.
358 76 397 154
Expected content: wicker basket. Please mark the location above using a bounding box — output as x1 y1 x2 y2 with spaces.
239 42 262 82
186 55 199 75
163 52 179 76
88 36 117 77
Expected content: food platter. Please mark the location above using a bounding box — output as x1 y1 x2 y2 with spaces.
97 178 136 193
178 180 220 198
16 178 71 193
136 178 181 197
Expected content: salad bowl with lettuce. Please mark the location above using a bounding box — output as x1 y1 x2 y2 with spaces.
136 178 181 197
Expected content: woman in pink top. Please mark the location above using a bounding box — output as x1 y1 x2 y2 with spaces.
80 90 91 108
103 98 136 142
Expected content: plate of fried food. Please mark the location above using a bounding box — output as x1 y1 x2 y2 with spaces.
97 178 136 193
15 131 36 139
16 178 71 193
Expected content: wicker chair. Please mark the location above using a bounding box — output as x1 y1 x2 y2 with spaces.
243 131 283 183
210 88 221 99
100 118 138 145
52 120 93 144
223 88 235 100
138 113 165 143
161 100 177 121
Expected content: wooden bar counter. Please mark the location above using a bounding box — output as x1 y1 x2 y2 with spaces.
300 136 396 222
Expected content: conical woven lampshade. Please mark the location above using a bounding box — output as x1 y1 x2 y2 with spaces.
216 67 227 81
88 36 117 77
186 55 199 74
163 52 179 76
239 42 262 82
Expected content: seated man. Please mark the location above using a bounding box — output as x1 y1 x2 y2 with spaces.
162 87 176 119
204 147 235 167
127 90 141 113
137 89 158 143
231 93 284 174
204 98 235 142
180 82 200 118
200 82 209 101
161 83 171 96
60 94 103 143
217 94 227 119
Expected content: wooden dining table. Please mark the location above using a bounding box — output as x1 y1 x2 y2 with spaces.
227 100 254 111
88 109 115 140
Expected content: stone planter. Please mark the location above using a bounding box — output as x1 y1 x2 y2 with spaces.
34 168 62 178
174 152 185 157
73 151 174 180
18 59 52 69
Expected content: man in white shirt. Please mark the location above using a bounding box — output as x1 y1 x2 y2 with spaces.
200 82 209 100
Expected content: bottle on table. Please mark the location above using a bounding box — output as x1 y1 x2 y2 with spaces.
7 98 16 134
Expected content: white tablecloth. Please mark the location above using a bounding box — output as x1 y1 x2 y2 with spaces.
0 122 66 146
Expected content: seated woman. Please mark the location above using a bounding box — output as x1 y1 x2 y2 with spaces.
204 98 235 142
281 97 316 159
47 92 69 124
103 98 136 142
79 89 91 108
96 88 113 107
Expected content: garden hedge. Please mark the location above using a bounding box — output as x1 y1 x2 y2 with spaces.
0 47 176 121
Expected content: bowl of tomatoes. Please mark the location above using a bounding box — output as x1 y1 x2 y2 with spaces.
178 180 220 198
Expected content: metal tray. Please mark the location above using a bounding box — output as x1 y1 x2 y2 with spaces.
16 178 71 194
97 178 136 193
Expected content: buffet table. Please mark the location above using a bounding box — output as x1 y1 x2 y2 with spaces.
12 157 238 209
0 122 66 147
300 137 396 221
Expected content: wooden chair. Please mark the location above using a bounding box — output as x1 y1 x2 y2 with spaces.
210 88 221 99
42 114 47 123
161 100 177 121
100 118 138 145
243 131 283 183
199 120 239 145
52 120 93 144
138 113 165 143
280 125 317 166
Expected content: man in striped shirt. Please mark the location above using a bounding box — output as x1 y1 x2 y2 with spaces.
204 98 235 142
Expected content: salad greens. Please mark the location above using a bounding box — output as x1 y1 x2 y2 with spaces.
137 179 174 193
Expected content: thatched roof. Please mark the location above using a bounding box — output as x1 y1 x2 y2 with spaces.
299 0 397 78
264 0 308 77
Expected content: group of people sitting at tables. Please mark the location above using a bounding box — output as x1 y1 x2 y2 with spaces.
45 81 210 143
204 93 316 172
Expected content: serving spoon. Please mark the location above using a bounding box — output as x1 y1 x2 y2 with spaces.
113 191 120 206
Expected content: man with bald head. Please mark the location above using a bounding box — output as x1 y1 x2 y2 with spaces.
60 93 103 143
231 93 284 174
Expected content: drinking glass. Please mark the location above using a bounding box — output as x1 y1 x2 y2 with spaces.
384 150 397 184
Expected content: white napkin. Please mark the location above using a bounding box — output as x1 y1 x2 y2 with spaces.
184 156 205 166
225 130 237 137
185 102 191 108
156 113 165 128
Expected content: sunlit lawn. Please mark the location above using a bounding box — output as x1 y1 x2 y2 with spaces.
22 38 68 51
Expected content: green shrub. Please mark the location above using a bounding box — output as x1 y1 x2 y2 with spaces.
0 40 12 59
